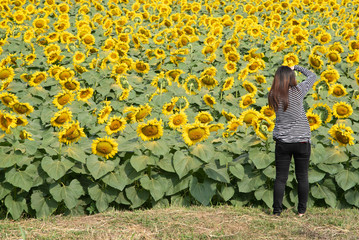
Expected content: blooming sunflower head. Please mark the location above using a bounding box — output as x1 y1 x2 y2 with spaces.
309 53 324 70
137 118 163 141
209 123 224 133
58 121 86 145
168 111 188 129
326 50 341 64
51 108 72 127
239 108 260 126
195 111 213 124
133 60 150 74
61 79 80 92
0 92 18 107
10 101 34 115
321 66 340 84
53 90 74 109
332 102 353 119
224 62 237 74
182 122 210 146
199 75 218 89
260 105 276 120
306 112 322 131
242 80 257 94
222 77 234 91
0 111 17 133
328 123 355 146
105 116 126 135
19 130 34 141
221 110 236 122
283 52 299 67
203 94 216 108
253 114 275 140
328 84 347 97
77 88 94 102
92 136 118 159
97 104 113 124
134 104 152 122
239 93 256 109
0 66 15 82
226 118 243 134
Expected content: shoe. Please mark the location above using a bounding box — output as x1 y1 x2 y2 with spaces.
298 213 305 217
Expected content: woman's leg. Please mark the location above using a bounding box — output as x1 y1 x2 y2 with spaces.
273 141 293 215
293 142 311 214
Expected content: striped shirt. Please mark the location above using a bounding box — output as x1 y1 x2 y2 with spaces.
273 65 318 143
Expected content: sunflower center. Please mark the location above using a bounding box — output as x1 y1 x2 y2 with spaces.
243 113 257 124
58 93 71 105
65 126 80 140
333 87 344 96
0 69 11 80
249 62 259 70
55 112 69 124
310 57 321 67
243 96 253 106
308 117 317 125
229 122 240 131
201 76 215 85
336 106 348 115
84 36 93 44
335 131 349 144
328 53 338 61
1 115 11 128
34 74 45 84
166 104 175 112
35 20 45 28
173 116 183 125
198 115 210 123
3 96 14 105
64 81 77 90
141 125 158 137
188 127 205 140
136 63 146 71
110 120 122 130
13 103 29 114
96 141 113 154
136 108 149 120
59 71 71 80
264 109 274 117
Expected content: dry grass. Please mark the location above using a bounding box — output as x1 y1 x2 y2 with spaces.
1 206 359 240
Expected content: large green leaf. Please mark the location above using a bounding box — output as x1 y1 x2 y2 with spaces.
64 145 87 163
0 182 12 199
311 185 337 208
144 140 169 156
203 162 230 183
0 152 17 168
102 170 128 191
5 194 27 220
166 175 192 196
345 190 359 208
190 143 214 163
50 180 85 209
125 186 150 209
130 155 156 172
5 168 33 192
317 163 343 175
189 177 216 206
157 154 175 173
41 156 74 180
335 169 359 191
308 168 326 183
254 187 273 208
31 191 58 218
173 151 202 179
310 144 327 164
140 175 169 201
218 185 235 201
249 149 274 169
229 162 244 180
88 184 117 212
86 155 115 180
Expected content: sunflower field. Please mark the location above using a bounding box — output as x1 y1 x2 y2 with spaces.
0 0 359 219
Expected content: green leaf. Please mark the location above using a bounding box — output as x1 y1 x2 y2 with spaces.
140 175 168 201
41 156 74 180
263 165 276 179
229 162 244 180
102 170 128 191
190 143 214 163
86 155 115 180
311 185 337 208
203 162 230 183
254 187 273 208
166 175 192 196
218 185 235 201
0 182 12 199
310 144 327 164
189 177 216 206
335 169 359 191
144 140 169 156
5 168 33 192
5 194 27 220
0 152 17 168
125 186 150 209
130 155 155 172
173 151 202 179
345 190 359 208
64 145 87 163
31 191 58 218
157 154 175 173
308 168 326 184
88 184 117 212
249 149 274 169
317 163 343 175
323 147 349 164
170 194 191 207
50 180 85 209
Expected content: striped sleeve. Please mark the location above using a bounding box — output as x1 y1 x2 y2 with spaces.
294 65 318 95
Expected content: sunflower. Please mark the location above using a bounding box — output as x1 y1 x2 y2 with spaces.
77 88 94 102
328 124 355 146
260 105 276 120
51 108 72 127
226 118 243 134
332 102 353 119
225 51 240 62
73 51 86 64
309 53 324 70
165 69 184 84
0 92 18 107
0 111 17 133
312 45 327 55
317 32 331 44
329 42 344 53
328 84 347 97
346 50 359 64
203 94 216 108
134 104 152 122
195 111 213 124
25 54 36 65
306 112 322 131
199 75 218 89
242 80 257 94
182 122 210 146
53 91 74 109
58 121 86 145
48 65 63 78
168 111 188 129
105 116 126 135
15 116 28 127
209 123 224 132
255 74 266 84
222 77 234 91
10 101 34 115
239 108 260 126
19 130 34 141
321 66 340 84
0 66 15 82
221 110 236 121
98 104 112 124
308 103 332 123
253 114 275 140
82 33 95 46
137 118 163 141
283 52 299 67
133 60 150 74
224 62 237 74
183 74 201 95
239 93 256 109
56 68 75 81
92 136 118 159
326 50 341 64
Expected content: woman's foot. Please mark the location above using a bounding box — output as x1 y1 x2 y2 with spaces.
298 213 305 217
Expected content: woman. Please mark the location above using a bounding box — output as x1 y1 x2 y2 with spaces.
268 65 317 217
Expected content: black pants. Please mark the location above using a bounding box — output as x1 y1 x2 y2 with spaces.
273 141 311 215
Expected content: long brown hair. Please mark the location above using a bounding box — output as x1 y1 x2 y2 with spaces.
268 66 297 112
